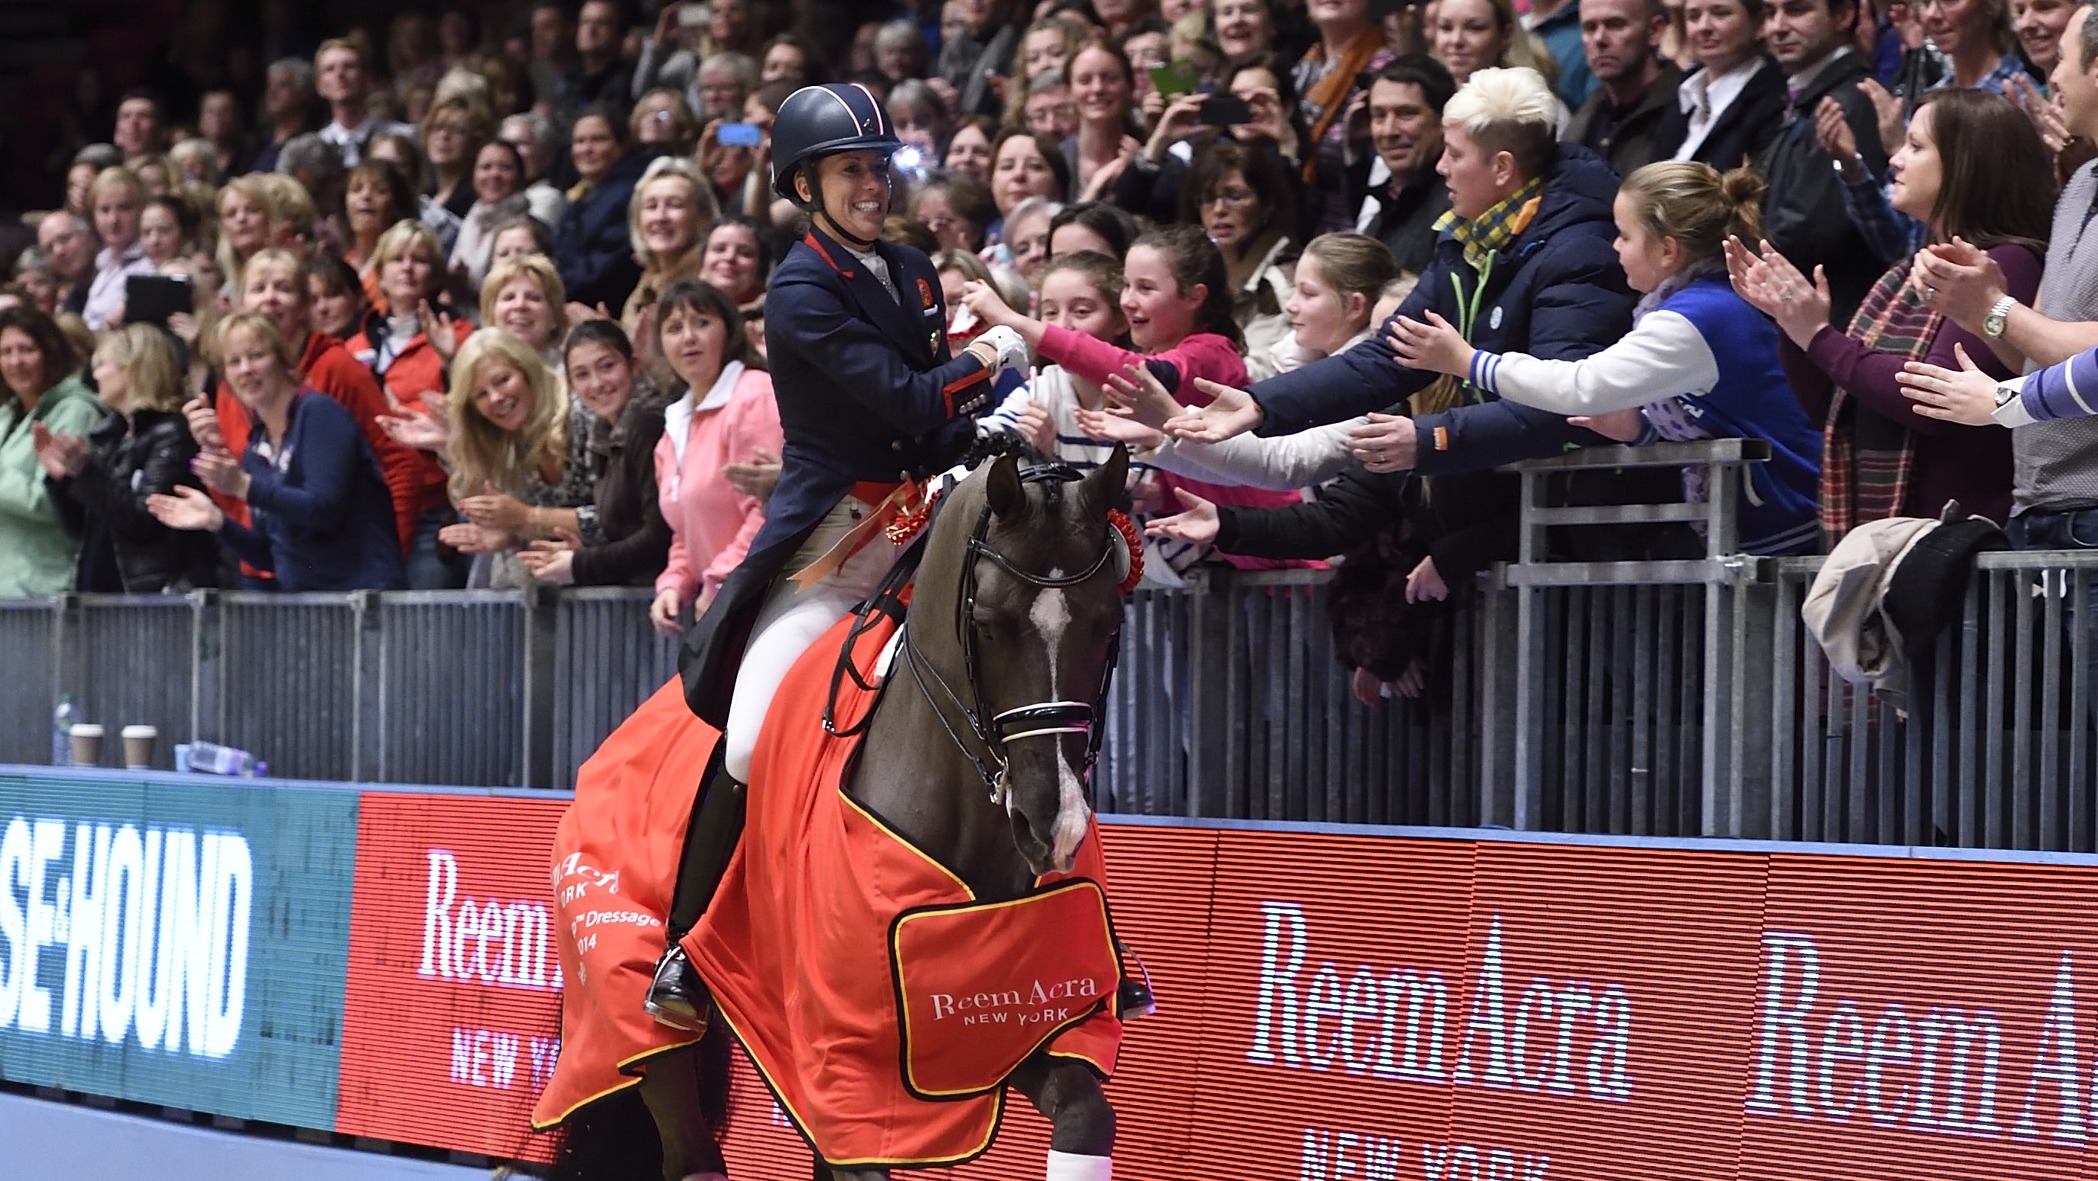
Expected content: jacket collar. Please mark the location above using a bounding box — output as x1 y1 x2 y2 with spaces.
804 225 940 367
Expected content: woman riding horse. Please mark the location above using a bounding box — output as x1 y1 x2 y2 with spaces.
648 82 1030 1031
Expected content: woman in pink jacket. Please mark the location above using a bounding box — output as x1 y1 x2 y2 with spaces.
647 279 784 637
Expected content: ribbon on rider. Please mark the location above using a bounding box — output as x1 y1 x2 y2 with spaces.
789 480 916 587
890 880 1121 1100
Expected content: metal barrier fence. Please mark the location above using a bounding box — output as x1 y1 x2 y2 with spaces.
5 551 2095 849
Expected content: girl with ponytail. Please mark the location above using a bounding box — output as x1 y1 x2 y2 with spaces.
1389 161 1824 556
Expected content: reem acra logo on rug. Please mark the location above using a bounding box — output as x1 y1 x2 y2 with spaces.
928 975 1104 1027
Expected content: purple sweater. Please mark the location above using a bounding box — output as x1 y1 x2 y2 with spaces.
1778 243 2039 525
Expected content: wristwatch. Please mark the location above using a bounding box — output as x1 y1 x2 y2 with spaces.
1983 295 2018 338
1832 154 1869 183
1995 381 2020 409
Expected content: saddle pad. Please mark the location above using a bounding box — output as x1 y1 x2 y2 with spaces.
687 607 1124 1169
891 880 1121 1100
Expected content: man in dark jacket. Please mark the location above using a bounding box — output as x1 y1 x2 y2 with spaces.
1353 56 1456 276
1757 0 1888 324
1185 66 1636 477
1563 0 1682 178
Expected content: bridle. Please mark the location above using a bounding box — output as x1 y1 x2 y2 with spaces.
896 465 1125 806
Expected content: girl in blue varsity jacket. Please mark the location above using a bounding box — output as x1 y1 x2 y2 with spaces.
1391 160 1823 556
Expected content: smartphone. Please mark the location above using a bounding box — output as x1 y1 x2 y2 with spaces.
1149 59 1199 98
717 122 763 147
1197 94 1254 127
124 274 192 328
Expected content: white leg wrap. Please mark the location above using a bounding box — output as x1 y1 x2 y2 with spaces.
1046 1150 1113 1181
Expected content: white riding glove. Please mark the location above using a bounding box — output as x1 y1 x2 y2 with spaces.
977 325 1030 378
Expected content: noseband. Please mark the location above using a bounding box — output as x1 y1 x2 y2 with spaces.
899 465 1125 805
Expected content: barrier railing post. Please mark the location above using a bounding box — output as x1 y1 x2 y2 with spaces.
189 589 221 752
521 583 559 788
349 591 385 782
1184 567 1232 818
1475 576 1517 826
1701 563 1777 838
54 594 86 730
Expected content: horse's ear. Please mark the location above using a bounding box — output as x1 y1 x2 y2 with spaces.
1080 444 1129 514
986 452 1024 518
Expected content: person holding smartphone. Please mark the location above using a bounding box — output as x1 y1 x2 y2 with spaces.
1118 54 1306 228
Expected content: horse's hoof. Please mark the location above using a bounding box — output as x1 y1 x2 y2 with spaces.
646 944 710 1031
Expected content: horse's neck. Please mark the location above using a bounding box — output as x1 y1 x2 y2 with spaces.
848 629 1038 902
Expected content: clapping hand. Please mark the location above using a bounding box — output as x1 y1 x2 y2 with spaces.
1163 377 1263 442
182 396 223 453
30 422 89 479
1814 96 1861 164
2005 72 2070 154
1388 310 1475 377
146 485 225 532
1725 237 1830 348
459 481 530 531
419 300 461 363
518 534 578 584
1910 235 2006 331
192 448 248 497
1856 79 1905 158
438 521 513 553
378 407 450 452
1897 342 2008 426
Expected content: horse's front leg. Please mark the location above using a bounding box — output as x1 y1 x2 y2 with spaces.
1010 1054 1115 1179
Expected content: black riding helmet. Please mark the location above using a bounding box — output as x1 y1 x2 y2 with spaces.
771 83 902 237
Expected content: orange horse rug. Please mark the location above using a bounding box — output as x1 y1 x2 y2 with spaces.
685 609 1127 1170
530 678 713 1130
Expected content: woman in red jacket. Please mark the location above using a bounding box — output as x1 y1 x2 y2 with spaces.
346 220 473 587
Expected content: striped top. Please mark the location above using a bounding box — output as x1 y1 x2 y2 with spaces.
1996 344 2098 428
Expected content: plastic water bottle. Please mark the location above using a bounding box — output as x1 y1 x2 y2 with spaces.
185 741 268 777
51 694 75 767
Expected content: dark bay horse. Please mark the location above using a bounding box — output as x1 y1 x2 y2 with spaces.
616 448 1135 1181
831 448 1133 1179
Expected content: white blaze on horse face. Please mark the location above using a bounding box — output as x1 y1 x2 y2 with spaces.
1027 584 1093 868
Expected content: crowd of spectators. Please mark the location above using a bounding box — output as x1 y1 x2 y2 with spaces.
5 0 2098 704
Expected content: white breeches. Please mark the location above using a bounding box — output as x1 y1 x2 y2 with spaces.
722 498 906 782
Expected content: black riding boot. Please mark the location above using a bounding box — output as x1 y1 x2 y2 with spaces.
647 748 747 1031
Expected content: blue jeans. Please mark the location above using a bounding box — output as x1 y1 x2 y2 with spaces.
404 506 468 590
2006 508 2098 708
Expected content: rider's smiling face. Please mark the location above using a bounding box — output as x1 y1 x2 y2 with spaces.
804 150 892 243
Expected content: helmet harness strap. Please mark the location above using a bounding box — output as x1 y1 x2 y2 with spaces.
800 160 883 252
